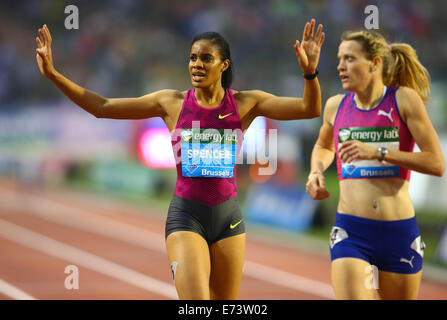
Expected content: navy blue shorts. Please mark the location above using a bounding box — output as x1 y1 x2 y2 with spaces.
330 213 425 274
165 194 245 245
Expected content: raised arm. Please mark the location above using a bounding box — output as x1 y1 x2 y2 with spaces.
36 24 179 123
246 19 325 121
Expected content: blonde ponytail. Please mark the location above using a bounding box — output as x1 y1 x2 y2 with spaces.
388 43 430 103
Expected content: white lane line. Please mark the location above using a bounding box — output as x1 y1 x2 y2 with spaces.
0 192 334 299
245 261 333 299
0 219 177 299
0 278 37 300
0 193 165 252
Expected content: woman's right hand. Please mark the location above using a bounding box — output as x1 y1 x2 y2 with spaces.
36 24 55 78
306 171 330 200
294 19 325 75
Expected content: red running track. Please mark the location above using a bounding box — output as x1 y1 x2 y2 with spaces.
0 179 446 300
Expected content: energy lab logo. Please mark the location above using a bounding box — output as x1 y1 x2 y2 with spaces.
181 130 193 142
339 128 351 142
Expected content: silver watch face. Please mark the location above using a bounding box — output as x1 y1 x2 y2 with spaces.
379 147 387 161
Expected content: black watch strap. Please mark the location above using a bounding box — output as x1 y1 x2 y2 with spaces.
303 69 319 80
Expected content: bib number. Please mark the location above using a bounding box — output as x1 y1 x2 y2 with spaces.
181 129 237 178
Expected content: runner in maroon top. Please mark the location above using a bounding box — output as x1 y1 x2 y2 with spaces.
170 88 243 206
36 20 325 299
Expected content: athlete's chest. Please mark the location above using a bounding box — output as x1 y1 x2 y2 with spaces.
175 90 242 178
335 97 404 179
178 93 241 130
338 97 399 128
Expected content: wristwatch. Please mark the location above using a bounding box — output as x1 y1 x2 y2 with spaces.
378 147 388 162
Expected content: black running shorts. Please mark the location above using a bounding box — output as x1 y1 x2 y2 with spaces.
165 194 245 244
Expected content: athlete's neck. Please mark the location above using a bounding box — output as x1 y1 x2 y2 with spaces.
354 82 386 110
194 84 226 108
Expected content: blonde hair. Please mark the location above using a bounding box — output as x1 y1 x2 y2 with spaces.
342 30 430 103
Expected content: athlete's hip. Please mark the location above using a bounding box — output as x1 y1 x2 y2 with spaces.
329 212 424 273
165 194 245 244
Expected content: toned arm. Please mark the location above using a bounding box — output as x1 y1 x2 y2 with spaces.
384 87 445 176
306 94 343 200
36 24 183 130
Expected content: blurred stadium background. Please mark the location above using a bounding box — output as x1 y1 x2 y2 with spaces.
1 0 447 282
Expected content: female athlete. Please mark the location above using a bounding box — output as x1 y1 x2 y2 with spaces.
306 30 444 299
36 20 325 299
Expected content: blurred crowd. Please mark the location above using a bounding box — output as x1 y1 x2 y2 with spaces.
1 0 446 122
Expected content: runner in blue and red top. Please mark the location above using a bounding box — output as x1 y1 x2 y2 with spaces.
36 20 325 300
306 30 444 300
333 85 414 181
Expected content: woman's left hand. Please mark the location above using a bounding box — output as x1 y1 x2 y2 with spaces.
294 19 325 75
338 140 379 163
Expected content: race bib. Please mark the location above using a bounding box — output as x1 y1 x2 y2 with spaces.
338 126 399 178
181 128 238 178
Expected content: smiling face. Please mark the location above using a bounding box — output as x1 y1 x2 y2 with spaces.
337 40 377 92
189 39 229 89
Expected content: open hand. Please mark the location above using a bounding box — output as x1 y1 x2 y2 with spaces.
36 24 55 77
294 19 325 75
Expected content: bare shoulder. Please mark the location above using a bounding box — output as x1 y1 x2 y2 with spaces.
395 86 421 106
395 86 425 121
155 89 185 103
154 89 185 111
150 89 185 131
232 89 274 104
324 94 344 125
232 89 275 115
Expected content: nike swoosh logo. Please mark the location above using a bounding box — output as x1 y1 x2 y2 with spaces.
230 219 243 229
219 112 233 119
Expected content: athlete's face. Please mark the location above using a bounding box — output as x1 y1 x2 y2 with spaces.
337 40 375 92
189 40 229 89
